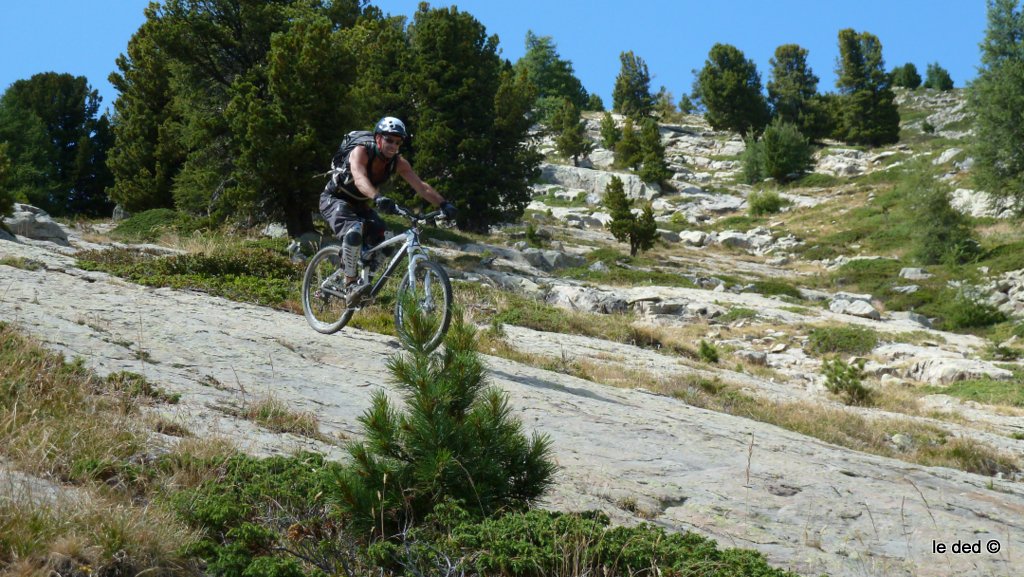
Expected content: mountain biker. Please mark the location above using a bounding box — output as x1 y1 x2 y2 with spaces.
319 116 457 304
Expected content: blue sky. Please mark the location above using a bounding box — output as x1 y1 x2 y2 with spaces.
1 1 989 115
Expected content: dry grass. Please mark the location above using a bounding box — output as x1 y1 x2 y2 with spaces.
0 324 149 483
0 484 198 576
243 393 322 438
0 323 207 575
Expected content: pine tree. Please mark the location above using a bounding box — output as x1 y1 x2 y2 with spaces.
604 175 658 256
405 5 539 232
333 307 556 538
0 72 112 216
107 10 181 214
890 63 922 88
614 117 641 169
109 0 360 235
923 62 954 90
694 43 771 136
767 44 830 140
970 0 1024 205
833 29 900 146
514 31 589 118
637 118 671 185
338 11 412 130
600 111 620 150
551 98 593 167
0 143 12 216
612 51 655 118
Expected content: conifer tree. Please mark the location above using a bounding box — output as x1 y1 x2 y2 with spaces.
0 143 12 216
767 44 830 140
333 307 556 538
832 29 900 146
614 117 641 169
612 51 655 119
923 62 954 90
0 73 113 216
605 175 657 256
108 10 181 214
514 31 589 121
110 0 360 235
638 118 671 185
403 5 539 232
338 11 411 129
551 98 593 166
600 111 620 150
694 43 770 136
890 63 922 88
970 0 1024 205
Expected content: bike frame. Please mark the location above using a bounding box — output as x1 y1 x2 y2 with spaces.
354 208 443 303
361 228 424 298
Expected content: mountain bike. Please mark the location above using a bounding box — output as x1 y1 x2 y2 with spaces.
301 205 453 352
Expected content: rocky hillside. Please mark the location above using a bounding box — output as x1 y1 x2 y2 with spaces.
3 88 1023 577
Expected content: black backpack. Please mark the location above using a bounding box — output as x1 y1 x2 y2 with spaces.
331 130 376 171
328 130 400 201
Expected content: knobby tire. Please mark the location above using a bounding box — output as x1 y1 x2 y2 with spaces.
301 245 354 334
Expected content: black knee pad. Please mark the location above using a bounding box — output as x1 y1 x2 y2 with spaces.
343 230 362 247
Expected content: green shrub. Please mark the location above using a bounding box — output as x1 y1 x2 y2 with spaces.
742 120 813 184
699 340 720 364
332 310 556 539
807 325 879 356
448 510 799 577
172 452 348 576
740 134 764 184
760 118 813 182
939 291 1006 330
747 190 787 216
718 307 758 323
821 357 873 405
751 279 801 299
902 166 979 265
77 247 303 307
110 208 214 242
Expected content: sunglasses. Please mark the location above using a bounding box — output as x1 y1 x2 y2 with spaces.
381 135 403 146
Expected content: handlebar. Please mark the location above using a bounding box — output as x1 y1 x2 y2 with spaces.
393 204 450 227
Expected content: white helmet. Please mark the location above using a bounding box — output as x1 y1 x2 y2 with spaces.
374 116 407 138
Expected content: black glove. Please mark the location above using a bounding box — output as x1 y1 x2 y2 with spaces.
440 201 458 220
374 195 396 214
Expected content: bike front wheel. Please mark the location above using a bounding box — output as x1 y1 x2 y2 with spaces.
394 259 452 352
302 245 354 334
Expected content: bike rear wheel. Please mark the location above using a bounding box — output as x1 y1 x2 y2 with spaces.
302 245 354 334
394 259 452 352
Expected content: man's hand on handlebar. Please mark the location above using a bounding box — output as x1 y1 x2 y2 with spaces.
375 195 396 214
440 201 458 221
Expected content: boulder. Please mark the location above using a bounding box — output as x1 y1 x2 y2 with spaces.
716 231 751 249
904 357 1014 385
545 284 628 314
899 267 933 281
679 230 708 246
829 298 881 320
657 229 680 243
950 188 1016 218
2 204 69 246
521 248 587 271
540 163 654 201
933 148 963 165
887 311 933 329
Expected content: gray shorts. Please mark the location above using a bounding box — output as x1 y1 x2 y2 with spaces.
319 188 386 244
